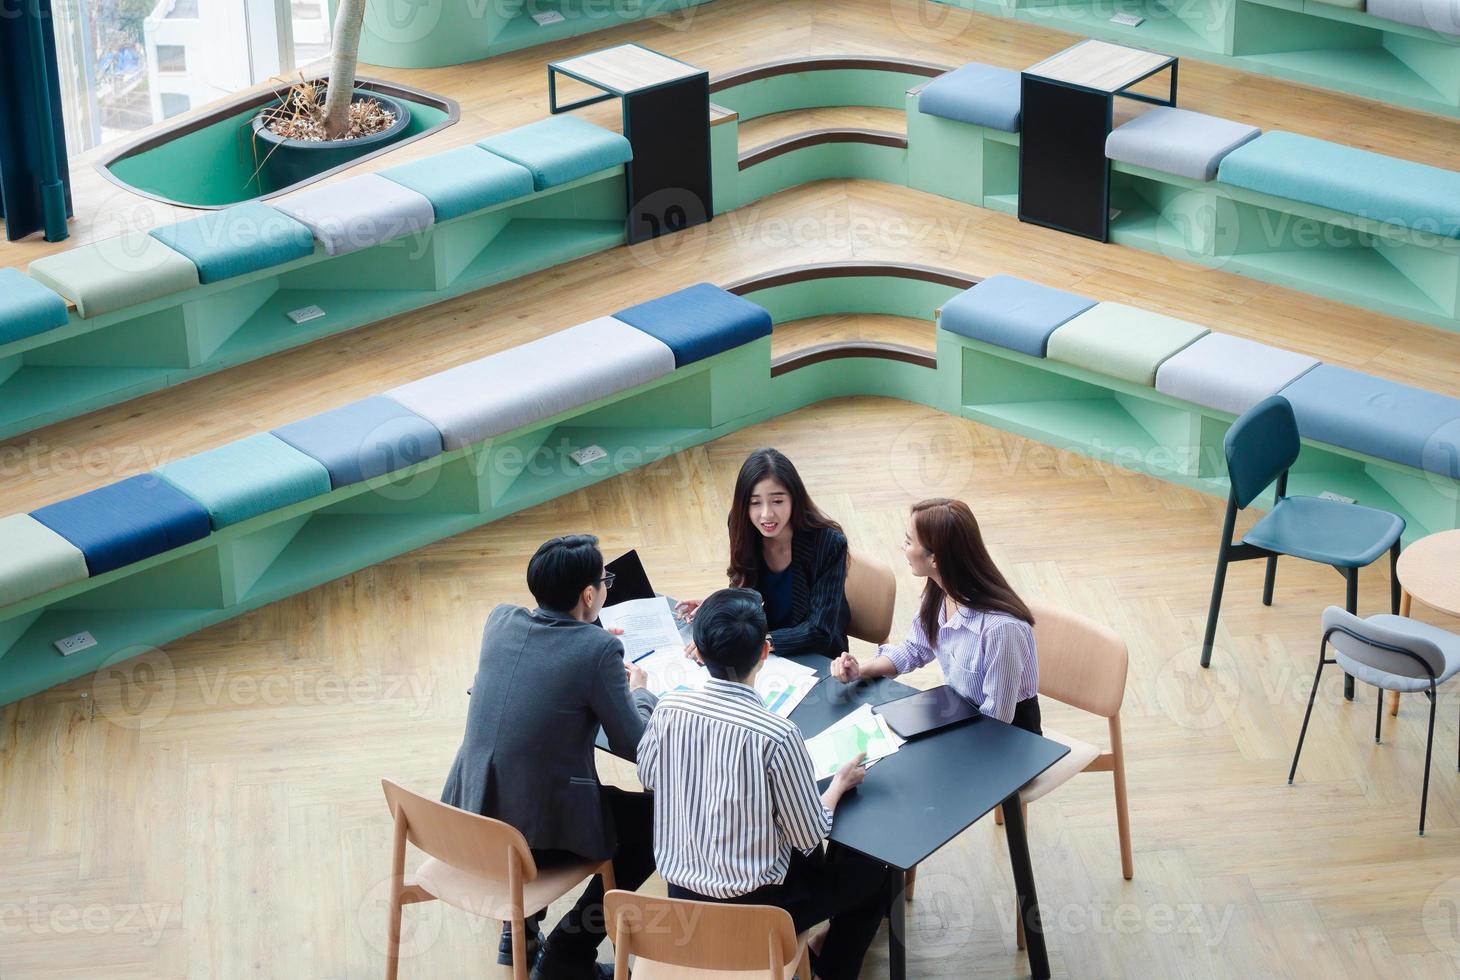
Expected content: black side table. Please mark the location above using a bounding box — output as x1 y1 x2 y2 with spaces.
1019 39 1177 243
548 43 712 245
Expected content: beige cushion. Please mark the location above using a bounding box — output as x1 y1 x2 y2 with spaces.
1046 302 1208 387
1019 727 1101 804
0 514 90 607
28 233 200 319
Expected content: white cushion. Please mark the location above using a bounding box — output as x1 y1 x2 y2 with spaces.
1368 0 1460 35
272 173 435 256
383 316 677 450
1106 107 1260 182
1019 727 1100 804
0 513 89 607
1155 332 1319 417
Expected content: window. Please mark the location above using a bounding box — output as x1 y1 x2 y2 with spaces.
160 93 192 118
155 45 187 74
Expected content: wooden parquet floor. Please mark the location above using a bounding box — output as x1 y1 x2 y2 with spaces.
4 0 1460 977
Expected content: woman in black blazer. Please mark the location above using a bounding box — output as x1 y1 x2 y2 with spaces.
681 448 850 659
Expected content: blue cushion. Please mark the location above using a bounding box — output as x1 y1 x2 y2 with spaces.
154 433 333 529
1278 364 1460 478
917 63 1023 132
30 475 212 576
379 145 536 222
939 275 1096 358
1218 132 1460 239
0 268 69 346
613 283 772 367
149 203 316 284
271 395 444 489
477 115 632 191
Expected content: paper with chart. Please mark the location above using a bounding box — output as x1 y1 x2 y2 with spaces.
629 645 821 719
804 703 905 780
598 596 686 661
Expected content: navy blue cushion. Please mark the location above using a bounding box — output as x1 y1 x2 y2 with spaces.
271 395 445 488
30 475 212 576
1278 365 1460 479
939 275 1096 358
613 283 772 367
917 62 1023 132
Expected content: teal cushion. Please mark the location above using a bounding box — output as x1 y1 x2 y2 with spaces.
154 433 332 528
477 115 632 191
0 268 69 346
149 203 315 284
379 145 536 222
1218 132 1460 238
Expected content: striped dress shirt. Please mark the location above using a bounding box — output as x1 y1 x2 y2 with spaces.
880 605 1039 724
637 678 833 898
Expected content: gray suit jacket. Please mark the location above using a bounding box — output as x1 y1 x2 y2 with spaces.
441 604 657 860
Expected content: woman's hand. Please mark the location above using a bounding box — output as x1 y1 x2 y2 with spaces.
833 753 867 793
674 598 702 622
830 653 861 683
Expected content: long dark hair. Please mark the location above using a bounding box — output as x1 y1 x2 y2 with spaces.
911 498 1032 641
727 448 842 588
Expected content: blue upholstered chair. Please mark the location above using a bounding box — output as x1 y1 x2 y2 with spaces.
1289 607 1460 835
1200 396 1405 702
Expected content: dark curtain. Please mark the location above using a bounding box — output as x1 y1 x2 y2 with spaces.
0 0 73 242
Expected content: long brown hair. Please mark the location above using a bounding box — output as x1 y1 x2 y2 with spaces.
727 448 842 588
911 498 1032 641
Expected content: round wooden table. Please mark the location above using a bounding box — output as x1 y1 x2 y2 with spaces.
1388 529 1460 715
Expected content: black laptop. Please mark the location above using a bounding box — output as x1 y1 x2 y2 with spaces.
873 685 980 739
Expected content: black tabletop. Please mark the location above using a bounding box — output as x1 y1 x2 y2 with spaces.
600 651 1068 872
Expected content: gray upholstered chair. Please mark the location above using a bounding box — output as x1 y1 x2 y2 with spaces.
1289 607 1460 835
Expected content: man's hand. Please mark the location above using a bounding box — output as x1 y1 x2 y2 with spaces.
606 627 625 636
675 598 702 622
832 752 867 793
830 653 861 683
625 661 648 691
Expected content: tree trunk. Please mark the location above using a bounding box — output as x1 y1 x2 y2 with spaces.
322 0 368 140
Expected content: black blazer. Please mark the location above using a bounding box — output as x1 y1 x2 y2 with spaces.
751 525 850 659
441 604 656 860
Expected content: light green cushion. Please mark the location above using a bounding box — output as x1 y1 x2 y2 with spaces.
154 433 332 529
0 513 89 607
28 232 200 319
1046 302 1209 386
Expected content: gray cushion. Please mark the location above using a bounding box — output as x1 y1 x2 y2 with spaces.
1106 107 1261 182
1155 333 1318 416
384 316 676 451
1367 0 1460 34
1324 607 1460 693
272 174 436 256
916 62 1022 132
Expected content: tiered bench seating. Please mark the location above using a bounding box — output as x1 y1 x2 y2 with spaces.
4 263 1460 707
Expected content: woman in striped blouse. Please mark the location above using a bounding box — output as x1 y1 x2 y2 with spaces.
679 447 851 659
831 498 1043 733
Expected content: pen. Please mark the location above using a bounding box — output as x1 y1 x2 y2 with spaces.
631 649 656 664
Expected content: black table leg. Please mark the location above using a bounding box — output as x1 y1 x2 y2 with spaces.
1018 76 1111 242
622 75 712 244
888 866 907 980
1000 790 1050 980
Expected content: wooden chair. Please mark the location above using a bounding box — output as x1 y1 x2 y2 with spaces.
845 548 896 645
903 600 1133 944
604 890 813 980
380 779 615 980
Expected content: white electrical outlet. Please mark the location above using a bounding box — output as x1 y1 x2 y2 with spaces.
569 445 609 466
532 10 566 25
1109 12 1145 26
287 304 326 325
1319 490 1357 505
54 631 97 656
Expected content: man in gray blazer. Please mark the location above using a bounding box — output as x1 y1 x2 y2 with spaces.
442 534 656 980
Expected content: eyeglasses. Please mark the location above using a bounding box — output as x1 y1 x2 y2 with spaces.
599 571 616 590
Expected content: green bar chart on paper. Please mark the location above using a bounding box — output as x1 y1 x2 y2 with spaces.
806 704 904 780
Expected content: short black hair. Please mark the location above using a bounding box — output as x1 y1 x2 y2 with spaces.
693 588 768 681
527 535 604 612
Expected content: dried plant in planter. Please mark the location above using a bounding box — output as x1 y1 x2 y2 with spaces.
257 76 398 142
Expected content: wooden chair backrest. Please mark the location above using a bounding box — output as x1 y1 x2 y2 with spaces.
381 778 536 883
845 549 896 645
605 891 798 977
1028 600 1129 719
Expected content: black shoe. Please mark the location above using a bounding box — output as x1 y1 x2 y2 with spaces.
529 944 613 980
498 918 543 967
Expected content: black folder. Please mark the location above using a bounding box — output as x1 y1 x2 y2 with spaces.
603 550 656 605
873 685 980 739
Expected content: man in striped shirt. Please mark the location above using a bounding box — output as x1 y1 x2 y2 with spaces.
638 589 889 980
